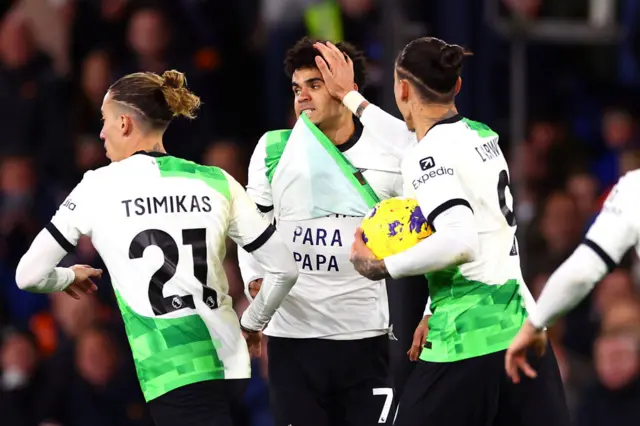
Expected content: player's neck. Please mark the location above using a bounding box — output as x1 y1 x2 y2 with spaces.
319 113 355 146
414 104 458 140
132 135 167 156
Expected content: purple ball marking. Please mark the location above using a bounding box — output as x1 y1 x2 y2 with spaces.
362 231 368 243
388 220 402 237
409 206 428 234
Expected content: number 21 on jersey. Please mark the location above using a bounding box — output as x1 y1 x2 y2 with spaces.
129 228 219 316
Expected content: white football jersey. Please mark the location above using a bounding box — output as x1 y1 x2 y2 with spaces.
399 115 535 362
47 152 272 401
240 120 409 339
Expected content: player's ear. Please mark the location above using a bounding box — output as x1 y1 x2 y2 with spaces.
353 83 358 92
120 115 132 136
401 80 410 101
455 77 462 96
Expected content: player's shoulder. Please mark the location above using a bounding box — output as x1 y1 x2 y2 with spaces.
259 129 293 148
608 169 640 205
617 168 640 188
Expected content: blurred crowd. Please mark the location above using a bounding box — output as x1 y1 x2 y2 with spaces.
0 1 639 426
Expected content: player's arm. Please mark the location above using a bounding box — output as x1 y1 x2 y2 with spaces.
342 91 416 153
352 144 478 280
237 133 274 300
527 178 638 330
225 172 298 332
15 172 100 294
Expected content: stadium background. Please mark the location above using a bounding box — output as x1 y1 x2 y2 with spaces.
0 0 638 425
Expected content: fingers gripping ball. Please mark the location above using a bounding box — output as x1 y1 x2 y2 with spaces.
360 197 433 259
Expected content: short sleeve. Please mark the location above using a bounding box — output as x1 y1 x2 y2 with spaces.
246 134 273 213
226 171 275 252
584 172 640 266
404 140 472 225
48 171 95 251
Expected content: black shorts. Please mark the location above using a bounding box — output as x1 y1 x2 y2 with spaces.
394 344 571 426
268 335 396 426
147 379 248 426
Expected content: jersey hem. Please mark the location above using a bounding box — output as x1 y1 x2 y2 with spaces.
418 341 512 363
143 373 251 402
264 328 387 340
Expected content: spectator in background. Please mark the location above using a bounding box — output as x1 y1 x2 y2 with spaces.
117 3 216 160
0 156 56 329
0 329 43 426
38 326 151 426
0 7 55 157
566 172 599 229
600 298 640 336
592 270 637 322
593 107 638 192
576 331 640 426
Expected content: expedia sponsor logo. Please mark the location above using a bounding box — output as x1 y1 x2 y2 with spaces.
412 166 454 189
62 198 76 211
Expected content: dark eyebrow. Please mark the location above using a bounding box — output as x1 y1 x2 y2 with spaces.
291 77 324 88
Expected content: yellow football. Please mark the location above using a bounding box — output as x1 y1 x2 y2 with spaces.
360 197 434 259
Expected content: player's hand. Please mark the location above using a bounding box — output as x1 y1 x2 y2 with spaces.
408 315 431 362
248 278 262 298
64 264 102 300
350 228 390 281
243 330 263 358
313 41 356 101
350 227 376 262
505 320 547 384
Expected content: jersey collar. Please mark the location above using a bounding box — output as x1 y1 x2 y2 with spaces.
421 113 462 140
133 150 170 158
337 117 364 152
432 113 462 128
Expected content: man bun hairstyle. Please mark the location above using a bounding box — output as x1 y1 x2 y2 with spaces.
108 69 201 129
160 70 201 119
396 37 472 103
284 36 367 90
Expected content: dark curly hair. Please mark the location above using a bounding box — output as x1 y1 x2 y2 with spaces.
284 37 367 90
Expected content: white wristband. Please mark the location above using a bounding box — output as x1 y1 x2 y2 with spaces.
342 91 367 115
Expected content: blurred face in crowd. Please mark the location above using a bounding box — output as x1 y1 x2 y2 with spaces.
0 157 35 196
292 67 344 127
594 270 636 315
595 334 639 390
76 329 117 387
600 298 640 333
566 173 598 219
50 292 99 339
1 333 38 389
540 192 580 253
1 333 38 375
528 121 558 153
203 141 245 184
128 8 169 59
82 51 111 108
603 109 635 150
0 9 34 69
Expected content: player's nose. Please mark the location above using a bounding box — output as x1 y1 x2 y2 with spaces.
297 89 312 103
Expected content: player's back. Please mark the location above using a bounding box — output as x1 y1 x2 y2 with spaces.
74 152 251 400
446 119 522 286
402 117 530 362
